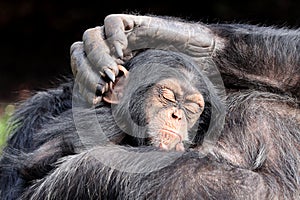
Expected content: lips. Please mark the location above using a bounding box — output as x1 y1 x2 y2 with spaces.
159 129 183 151
160 129 182 142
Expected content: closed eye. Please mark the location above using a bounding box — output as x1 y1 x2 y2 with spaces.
185 93 205 109
184 102 203 114
160 87 176 103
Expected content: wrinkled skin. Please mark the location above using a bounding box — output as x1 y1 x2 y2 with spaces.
71 14 300 105
100 50 211 152
66 13 300 199
1 14 299 200
145 78 204 151
71 14 216 104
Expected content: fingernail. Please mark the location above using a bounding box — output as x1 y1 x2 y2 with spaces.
115 42 124 58
104 68 115 82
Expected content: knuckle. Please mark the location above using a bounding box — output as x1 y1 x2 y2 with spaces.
82 27 100 41
82 28 92 40
104 14 119 21
70 41 82 54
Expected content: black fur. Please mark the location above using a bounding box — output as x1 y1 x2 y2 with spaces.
1 21 300 200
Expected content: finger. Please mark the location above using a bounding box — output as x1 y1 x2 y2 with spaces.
82 26 119 78
104 14 158 62
104 15 130 58
75 76 108 106
70 41 85 76
71 42 107 100
71 42 100 91
75 81 104 106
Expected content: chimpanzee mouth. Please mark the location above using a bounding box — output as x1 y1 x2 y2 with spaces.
159 129 182 144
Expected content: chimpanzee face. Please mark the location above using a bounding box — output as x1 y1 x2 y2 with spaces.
145 78 204 151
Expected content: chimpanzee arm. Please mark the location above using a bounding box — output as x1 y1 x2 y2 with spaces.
20 146 268 200
209 24 300 97
71 14 300 104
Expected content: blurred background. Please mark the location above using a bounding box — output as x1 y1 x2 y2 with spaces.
0 0 299 146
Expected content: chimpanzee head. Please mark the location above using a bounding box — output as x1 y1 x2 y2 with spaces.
103 49 223 151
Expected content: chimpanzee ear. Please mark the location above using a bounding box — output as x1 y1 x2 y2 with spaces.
103 72 129 104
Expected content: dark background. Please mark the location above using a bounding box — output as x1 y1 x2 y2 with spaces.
0 0 299 103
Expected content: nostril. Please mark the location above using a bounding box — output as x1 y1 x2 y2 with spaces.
172 113 177 119
172 113 181 120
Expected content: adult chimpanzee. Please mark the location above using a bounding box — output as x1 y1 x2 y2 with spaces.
0 13 299 200
72 14 300 104
0 49 223 199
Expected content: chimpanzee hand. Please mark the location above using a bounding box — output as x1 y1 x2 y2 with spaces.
70 14 216 105
71 40 127 105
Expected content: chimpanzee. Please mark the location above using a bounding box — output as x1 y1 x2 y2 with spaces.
73 14 300 103
0 49 222 199
100 50 225 151
0 13 299 200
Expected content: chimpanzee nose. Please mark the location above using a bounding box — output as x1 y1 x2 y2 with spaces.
172 110 182 120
